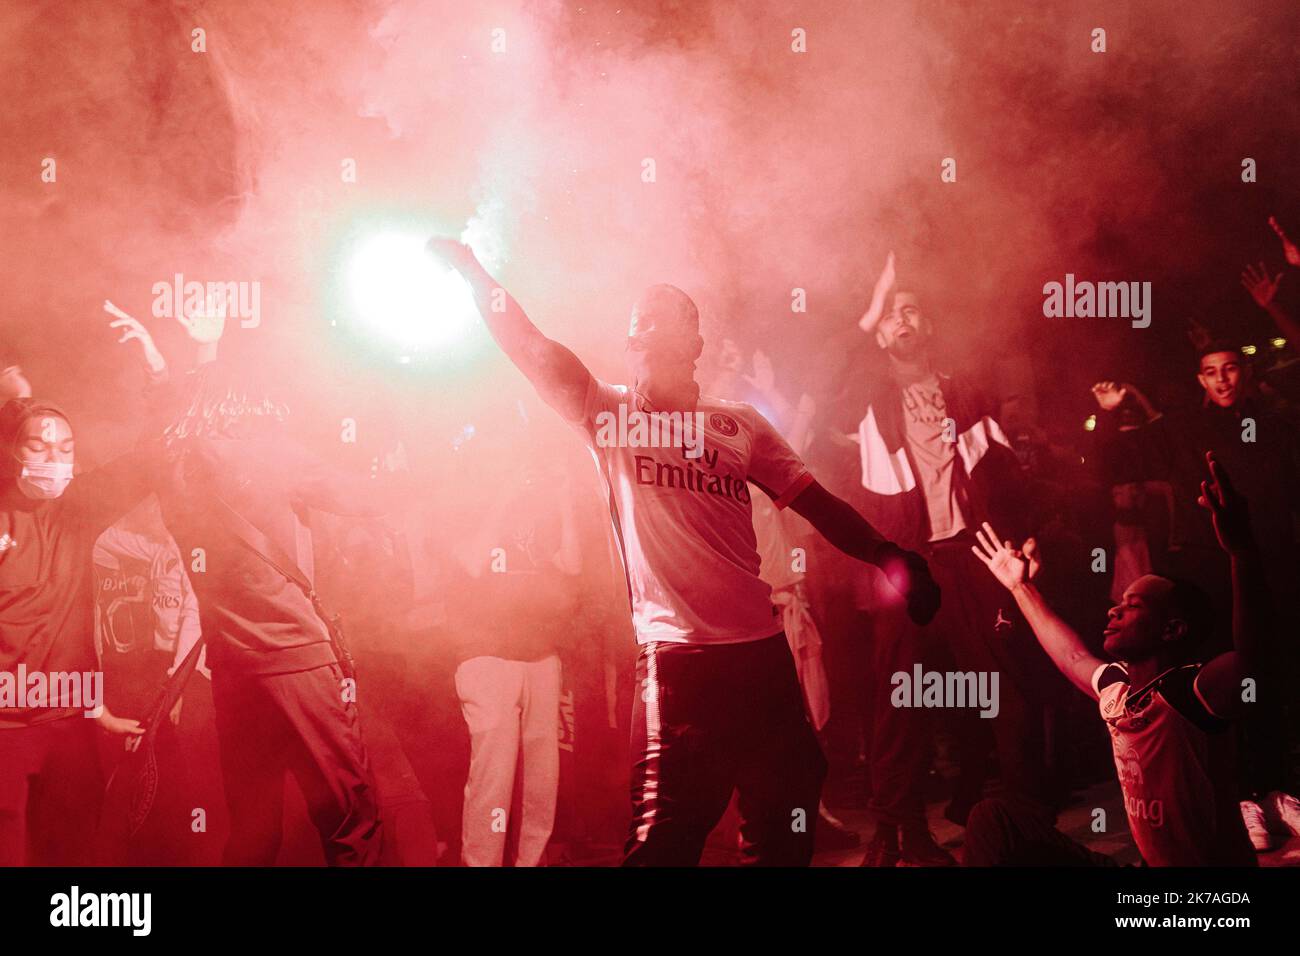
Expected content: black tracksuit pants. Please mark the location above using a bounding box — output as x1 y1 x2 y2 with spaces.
623 633 827 866
213 662 382 866
867 533 1051 827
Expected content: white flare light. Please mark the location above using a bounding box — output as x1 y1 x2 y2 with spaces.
346 231 477 350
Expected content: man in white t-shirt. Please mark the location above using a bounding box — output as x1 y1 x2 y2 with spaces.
429 239 940 865
965 453 1262 866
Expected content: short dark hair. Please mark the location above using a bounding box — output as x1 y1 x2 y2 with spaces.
890 283 945 331
1196 339 1242 366
890 286 928 311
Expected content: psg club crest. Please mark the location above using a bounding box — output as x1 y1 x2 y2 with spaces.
709 412 739 437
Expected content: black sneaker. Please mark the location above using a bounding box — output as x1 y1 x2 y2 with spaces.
899 827 957 867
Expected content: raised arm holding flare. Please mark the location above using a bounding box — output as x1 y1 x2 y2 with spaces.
428 236 938 866
427 237 939 623
426 238 592 422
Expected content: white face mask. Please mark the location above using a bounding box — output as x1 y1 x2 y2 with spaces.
17 460 74 499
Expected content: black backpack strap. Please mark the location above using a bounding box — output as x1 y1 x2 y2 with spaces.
209 496 312 593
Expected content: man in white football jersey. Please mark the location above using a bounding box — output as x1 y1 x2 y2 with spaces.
430 238 940 865
966 453 1263 866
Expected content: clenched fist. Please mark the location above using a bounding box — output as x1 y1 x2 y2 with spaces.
875 542 941 625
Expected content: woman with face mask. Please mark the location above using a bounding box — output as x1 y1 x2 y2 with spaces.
0 393 162 864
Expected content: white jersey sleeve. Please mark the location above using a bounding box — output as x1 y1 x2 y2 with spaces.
744 405 813 509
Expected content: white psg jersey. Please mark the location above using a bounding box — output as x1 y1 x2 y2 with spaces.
1093 662 1256 867
573 379 813 645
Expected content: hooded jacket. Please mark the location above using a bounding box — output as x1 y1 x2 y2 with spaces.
0 399 155 726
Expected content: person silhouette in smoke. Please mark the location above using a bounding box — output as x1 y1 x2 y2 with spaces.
429 237 940 866
845 251 1050 866
0 329 165 864
447 419 580 866
152 306 385 866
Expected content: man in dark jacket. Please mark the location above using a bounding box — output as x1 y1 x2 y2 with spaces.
157 361 384 865
846 269 1051 866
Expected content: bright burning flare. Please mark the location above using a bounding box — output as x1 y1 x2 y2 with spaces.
346 231 478 350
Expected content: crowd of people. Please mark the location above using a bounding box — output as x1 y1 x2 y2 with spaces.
2 219 1299 868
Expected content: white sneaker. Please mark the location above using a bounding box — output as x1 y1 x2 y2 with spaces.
818 801 847 829
1263 791 1300 837
1240 800 1279 852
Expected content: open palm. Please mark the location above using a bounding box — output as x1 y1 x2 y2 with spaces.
1241 262 1283 308
971 522 1040 591
177 294 227 345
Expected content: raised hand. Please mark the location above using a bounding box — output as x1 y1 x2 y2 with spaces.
875 541 941 625
1091 381 1128 411
1021 536 1043 580
971 521 1038 592
858 249 897 334
175 291 227 346
105 300 167 374
426 236 479 272
1241 262 1284 309
1197 452 1253 554
877 250 896 296
717 337 745 373
1268 216 1300 268
743 349 776 394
